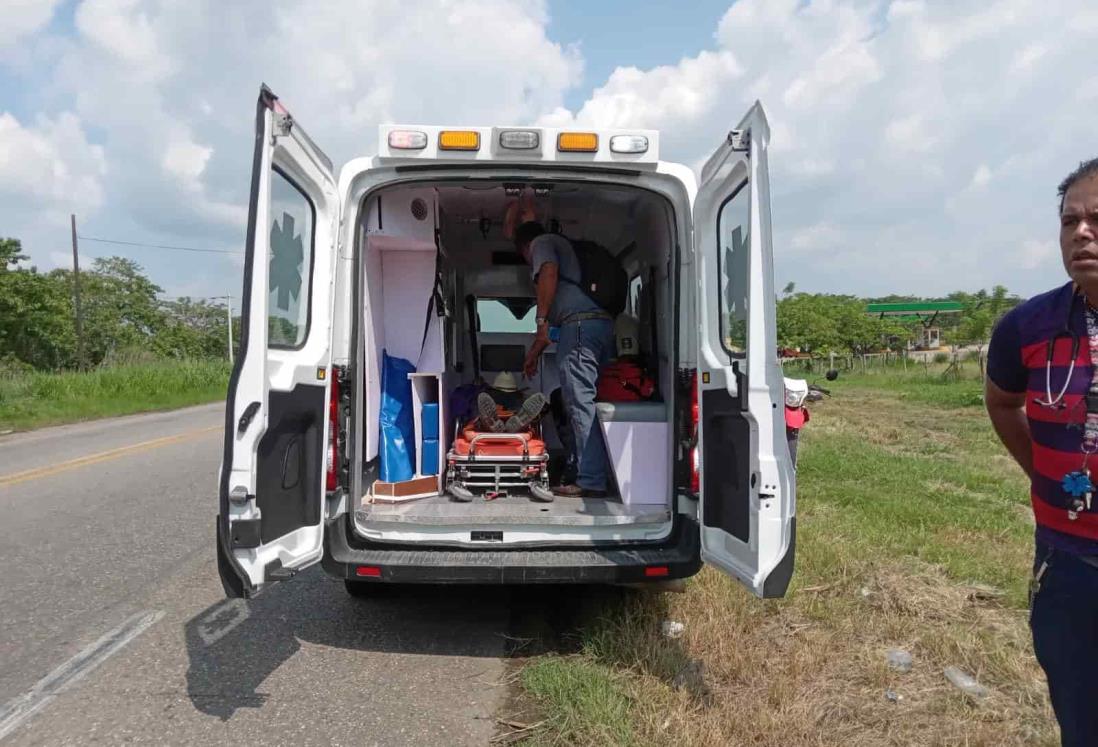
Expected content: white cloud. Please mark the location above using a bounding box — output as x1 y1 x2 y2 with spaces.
1012 42 1048 72
161 137 211 183
0 111 106 212
1013 239 1058 271
0 0 62 53
790 222 843 252
6 0 580 277
4 0 1096 301
553 0 1097 297
74 0 174 80
969 164 992 189
543 51 743 130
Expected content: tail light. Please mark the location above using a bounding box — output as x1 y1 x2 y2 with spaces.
326 369 340 491
690 370 700 494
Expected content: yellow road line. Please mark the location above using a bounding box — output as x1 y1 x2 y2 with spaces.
0 426 220 488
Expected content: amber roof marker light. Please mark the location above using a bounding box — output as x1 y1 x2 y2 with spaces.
439 130 480 151
557 132 598 152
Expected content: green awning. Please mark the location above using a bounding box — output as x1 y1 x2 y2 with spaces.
865 301 963 316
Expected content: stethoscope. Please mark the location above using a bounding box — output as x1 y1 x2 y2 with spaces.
1036 291 1083 409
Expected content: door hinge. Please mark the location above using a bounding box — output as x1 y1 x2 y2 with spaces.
272 112 293 142
229 485 253 505
727 129 750 152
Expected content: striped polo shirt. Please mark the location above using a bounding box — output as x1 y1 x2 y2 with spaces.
987 281 1098 554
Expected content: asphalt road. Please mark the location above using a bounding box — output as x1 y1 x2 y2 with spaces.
0 404 565 746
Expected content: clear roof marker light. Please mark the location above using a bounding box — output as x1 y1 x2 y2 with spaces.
499 130 540 150
609 135 649 154
387 130 427 150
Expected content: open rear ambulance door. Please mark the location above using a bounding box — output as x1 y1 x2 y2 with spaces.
217 85 340 598
692 102 796 598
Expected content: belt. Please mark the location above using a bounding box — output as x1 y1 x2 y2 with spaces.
560 311 612 325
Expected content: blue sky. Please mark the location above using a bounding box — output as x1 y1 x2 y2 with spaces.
550 0 733 111
2 0 1096 310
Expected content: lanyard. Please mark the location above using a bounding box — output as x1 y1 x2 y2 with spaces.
1064 306 1098 519
1084 306 1098 448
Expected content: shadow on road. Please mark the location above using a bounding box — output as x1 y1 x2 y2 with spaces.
183 567 650 721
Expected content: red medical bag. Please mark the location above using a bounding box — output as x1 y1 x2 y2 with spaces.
597 359 656 402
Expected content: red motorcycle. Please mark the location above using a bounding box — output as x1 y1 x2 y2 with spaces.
784 369 837 465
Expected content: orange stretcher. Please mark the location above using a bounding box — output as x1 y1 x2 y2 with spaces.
445 412 551 502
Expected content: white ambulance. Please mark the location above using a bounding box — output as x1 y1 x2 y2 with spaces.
217 85 796 599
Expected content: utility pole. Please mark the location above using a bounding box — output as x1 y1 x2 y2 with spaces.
213 294 233 363
225 295 233 364
70 214 86 370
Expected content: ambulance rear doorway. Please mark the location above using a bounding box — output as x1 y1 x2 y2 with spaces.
349 179 682 547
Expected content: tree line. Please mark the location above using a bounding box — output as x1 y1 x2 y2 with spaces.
0 237 237 372
1 232 1023 373
776 283 1018 356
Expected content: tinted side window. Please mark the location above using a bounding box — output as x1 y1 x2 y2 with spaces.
268 169 315 349
717 181 749 358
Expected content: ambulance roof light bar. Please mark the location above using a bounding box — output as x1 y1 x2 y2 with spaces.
377 125 660 162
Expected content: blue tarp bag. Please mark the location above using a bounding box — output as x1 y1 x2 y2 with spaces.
379 351 417 482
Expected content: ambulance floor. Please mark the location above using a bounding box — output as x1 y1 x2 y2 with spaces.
357 493 671 527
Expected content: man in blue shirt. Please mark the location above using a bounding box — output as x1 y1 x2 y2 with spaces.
513 221 616 498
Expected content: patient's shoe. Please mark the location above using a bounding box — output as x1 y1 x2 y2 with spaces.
476 393 506 433
504 392 548 433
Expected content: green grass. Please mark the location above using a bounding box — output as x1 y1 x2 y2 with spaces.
521 658 635 746
0 359 232 431
513 367 1056 746
833 367 986 408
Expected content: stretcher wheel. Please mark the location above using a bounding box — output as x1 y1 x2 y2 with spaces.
449 484 475 502
529 482 555 503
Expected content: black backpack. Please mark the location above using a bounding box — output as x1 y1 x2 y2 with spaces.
561 238 628 317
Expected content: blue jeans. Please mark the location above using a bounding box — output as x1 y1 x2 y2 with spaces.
556 318 615 491
1030 539 1098 746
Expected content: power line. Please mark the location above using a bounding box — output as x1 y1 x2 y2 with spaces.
77 235 241 255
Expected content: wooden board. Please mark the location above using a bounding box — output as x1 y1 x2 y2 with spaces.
371 475 439 503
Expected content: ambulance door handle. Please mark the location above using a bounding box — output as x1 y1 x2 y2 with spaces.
238 401 261 434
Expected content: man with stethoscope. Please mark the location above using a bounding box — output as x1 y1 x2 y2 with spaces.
986 157 1098 746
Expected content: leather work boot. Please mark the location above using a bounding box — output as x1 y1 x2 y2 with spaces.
551 484 608 499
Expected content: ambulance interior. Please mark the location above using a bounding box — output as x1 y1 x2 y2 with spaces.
353 181 680 538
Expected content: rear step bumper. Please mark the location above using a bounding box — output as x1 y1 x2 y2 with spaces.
322 515 702 584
